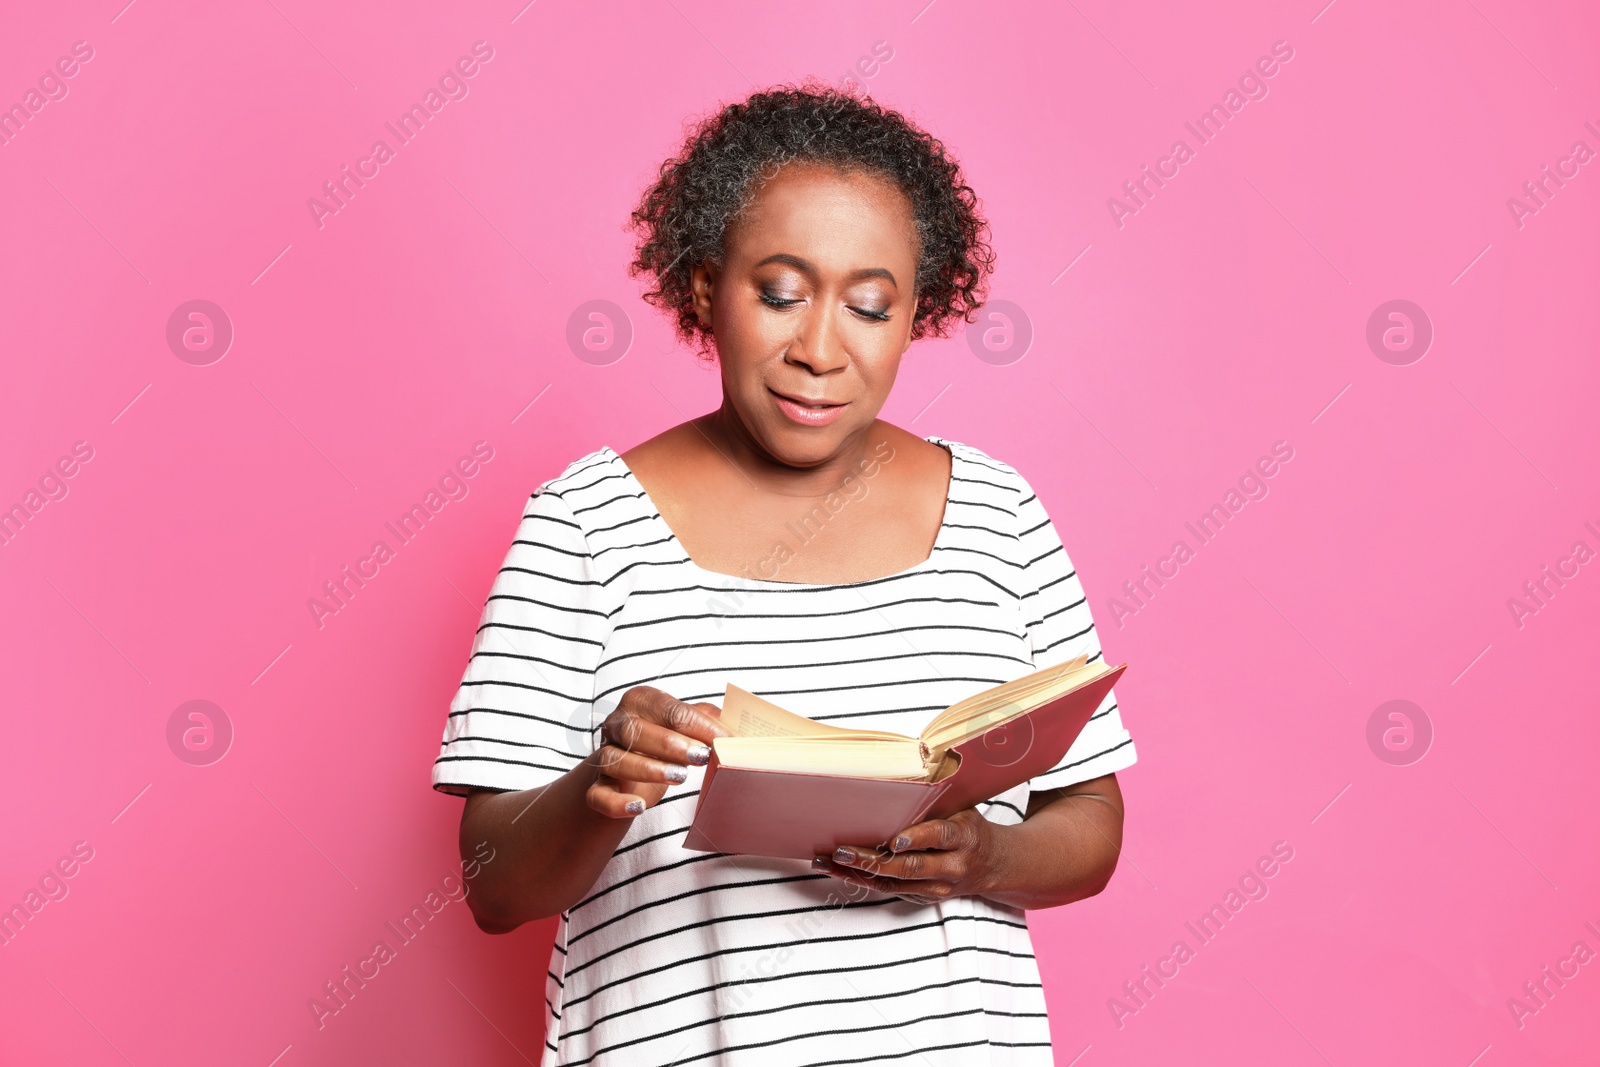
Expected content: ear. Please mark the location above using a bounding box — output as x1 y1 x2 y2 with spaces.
690 260 717 329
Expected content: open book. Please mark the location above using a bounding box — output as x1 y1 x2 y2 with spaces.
682 655 1126 860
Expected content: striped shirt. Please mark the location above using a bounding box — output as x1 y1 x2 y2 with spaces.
433 436 1137 1066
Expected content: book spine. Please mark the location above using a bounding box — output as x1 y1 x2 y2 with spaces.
905 778 952 832
680 751 721 854
699 750 721 801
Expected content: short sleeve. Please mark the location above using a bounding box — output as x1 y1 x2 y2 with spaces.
432 486 613 797
1012 473 1137 792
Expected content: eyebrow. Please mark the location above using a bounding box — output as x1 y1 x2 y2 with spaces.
753 253 898 288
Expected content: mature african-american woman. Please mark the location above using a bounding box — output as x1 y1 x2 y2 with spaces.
433 84 1137 1066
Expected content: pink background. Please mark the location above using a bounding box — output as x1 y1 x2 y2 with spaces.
3 1 1597 1063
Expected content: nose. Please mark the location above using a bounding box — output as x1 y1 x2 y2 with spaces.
785 302 850 375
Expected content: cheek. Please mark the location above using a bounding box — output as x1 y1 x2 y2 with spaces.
712 293 790 362
852 335 905 390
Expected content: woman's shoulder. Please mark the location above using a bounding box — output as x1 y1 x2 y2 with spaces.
539 447 621 490
925 435 1035 499
547 444 620 483
522 447 634 522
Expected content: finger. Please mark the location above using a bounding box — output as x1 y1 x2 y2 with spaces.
812 857 948 904
827 844 959 883
593 744 689 785
811 855 896 893
884 817 966 854
687 701 730 737
586 776 650 818
631 687 730 743
602 716 714 767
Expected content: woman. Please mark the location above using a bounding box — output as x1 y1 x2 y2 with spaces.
433 84 1136 1066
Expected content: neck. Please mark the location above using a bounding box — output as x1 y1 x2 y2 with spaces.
702 398 881 499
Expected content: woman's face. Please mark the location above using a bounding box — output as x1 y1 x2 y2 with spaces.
691 162 920 468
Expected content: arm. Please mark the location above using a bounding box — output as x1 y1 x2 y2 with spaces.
460 686 728 933
812 464 1138 906
985 773 1125 909
815 772 1125 909
457 767 627 934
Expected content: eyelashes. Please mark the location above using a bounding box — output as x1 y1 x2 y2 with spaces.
759 292 891 322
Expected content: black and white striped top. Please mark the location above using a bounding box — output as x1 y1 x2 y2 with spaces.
433 436 1136 1066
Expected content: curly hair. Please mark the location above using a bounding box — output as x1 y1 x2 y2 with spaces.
628 81 995 357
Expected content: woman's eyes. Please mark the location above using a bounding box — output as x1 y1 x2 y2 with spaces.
759 292 890 322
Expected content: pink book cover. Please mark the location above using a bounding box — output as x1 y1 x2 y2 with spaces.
682 666 1125 860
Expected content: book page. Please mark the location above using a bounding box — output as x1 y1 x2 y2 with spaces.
921 657 1083 738
720 684 911 742
921 656 1108 751
714 735 929 779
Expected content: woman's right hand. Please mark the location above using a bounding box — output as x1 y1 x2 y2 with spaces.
587 685 729 818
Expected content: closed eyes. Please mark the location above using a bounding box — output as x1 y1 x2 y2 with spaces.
760 292 891 321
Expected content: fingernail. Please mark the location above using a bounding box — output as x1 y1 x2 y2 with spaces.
665 766 688 783
833 847 856 864
625 799 644 815
892 835 911 852
686 745 711 766
812 856 829 869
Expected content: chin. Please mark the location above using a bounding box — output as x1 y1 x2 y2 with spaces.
762 422 852 464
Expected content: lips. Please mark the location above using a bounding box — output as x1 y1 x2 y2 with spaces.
773 389 843 408
770 388 849 427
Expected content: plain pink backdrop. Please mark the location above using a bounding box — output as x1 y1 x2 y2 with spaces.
2 1 1597 1064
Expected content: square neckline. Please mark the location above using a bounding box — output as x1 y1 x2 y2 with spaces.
605 436 957 589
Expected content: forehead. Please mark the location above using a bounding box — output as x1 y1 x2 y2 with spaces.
724 161 918 268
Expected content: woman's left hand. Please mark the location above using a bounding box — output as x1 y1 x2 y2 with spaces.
813 808 1003 905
